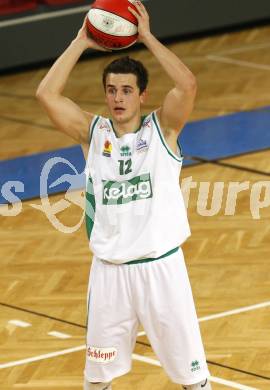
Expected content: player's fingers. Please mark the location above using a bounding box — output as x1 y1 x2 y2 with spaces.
132 1 144 15
135 0 146 12
82 13 89 27
128 6 141 19
132 2 148 21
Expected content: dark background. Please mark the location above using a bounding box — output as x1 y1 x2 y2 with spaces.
1 0 270 71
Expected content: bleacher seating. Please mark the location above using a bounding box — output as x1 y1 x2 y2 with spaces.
0 0 85 17
0 1 37 16
41 0 84 5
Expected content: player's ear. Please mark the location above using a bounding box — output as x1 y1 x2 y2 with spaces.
104 89 109 103
140 89 147 104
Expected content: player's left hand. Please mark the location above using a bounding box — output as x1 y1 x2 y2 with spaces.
128 1 151 43
75 14 112 52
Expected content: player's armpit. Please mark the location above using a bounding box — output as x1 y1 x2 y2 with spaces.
36 91 94 144
81 143 90 160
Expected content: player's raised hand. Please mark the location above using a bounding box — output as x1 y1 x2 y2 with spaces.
75 15 111 51
128 1 151 42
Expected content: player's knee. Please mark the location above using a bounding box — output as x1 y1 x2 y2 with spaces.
182 378 212 389
84 379 112 390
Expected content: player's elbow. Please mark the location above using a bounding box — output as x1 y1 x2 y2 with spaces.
176 72 197 100
36 81 56 104
36 85 48 103
183 73 197 96
36 85 51 103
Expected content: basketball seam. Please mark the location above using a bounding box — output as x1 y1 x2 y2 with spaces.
88 22 137 40
89 7 138 27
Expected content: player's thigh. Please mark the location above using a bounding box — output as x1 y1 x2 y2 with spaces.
85 258 139 382
87 258 138 339
136 249 209 383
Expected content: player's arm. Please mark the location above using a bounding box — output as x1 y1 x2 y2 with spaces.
36 16 108 144
129 2 196 135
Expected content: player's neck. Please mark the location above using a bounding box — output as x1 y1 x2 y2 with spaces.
111 114 142 137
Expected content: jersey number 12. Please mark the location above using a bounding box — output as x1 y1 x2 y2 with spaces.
118 159 132 175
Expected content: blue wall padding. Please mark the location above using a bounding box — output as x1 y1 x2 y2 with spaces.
180 106 270 160
0 146 85 204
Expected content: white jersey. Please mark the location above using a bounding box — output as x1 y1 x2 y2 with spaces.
85 111 190 264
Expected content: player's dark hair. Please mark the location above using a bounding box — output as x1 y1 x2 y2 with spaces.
102 56 149 94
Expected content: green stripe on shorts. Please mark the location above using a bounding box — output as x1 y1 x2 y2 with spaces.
124 246 179 265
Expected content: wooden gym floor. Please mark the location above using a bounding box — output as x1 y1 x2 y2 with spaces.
1 22 270 389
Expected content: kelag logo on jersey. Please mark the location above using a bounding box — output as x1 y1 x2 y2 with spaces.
102 173 152 205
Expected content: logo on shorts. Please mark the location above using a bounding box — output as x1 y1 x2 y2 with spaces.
87 346 117 363
191 360 201 372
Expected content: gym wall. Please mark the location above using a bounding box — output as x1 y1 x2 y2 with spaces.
1 0 270 71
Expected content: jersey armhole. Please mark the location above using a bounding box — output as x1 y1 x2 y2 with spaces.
152 111 184 163
88 115 99 145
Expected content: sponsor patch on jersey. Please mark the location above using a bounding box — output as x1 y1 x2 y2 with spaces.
136 138 148 152
87 346 117 363
102 173 152 205
102 140 112 157
99 119 111 132
120 145 132 157
143 117 151 128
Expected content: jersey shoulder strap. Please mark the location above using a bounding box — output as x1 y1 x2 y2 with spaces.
151 110 183 163
88 115 100 145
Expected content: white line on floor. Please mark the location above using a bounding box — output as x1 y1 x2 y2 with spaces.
212 41 270 56
0 345 86 369
48 331 71 339
8 320 31 328
137 301 270 337
208 375 258 390
137 331 146 337
2 299 269 390
206 55 270 71
132 354 258 390
0 345 257 390
199 301 270 322
0 346 257 389
206 354 232 359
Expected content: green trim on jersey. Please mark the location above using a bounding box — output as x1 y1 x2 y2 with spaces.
85 176 96 240
152 112 183 163
177 136 183 158
109 115 146 138
124 246 179 265
88 115 99 144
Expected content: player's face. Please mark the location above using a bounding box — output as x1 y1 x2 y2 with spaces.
105 73 146 123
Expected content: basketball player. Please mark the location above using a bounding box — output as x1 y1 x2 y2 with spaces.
36 1 211 389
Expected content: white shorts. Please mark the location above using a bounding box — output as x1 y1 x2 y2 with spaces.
84 248 210 385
